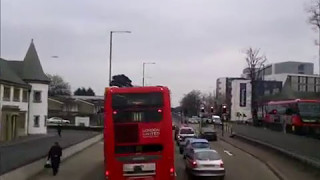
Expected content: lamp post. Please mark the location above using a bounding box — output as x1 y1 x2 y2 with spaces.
109 30 131 85
142 62 155 86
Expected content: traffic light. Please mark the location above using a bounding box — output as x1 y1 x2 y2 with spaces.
222 105 227 114
200 107 205 113
210 106 214 113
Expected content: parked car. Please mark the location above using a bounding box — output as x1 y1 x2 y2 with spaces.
47 117 70 124
176 127 196 146
183 138 210 159
179 137 196 154
185 149 225 179
200 127 217 141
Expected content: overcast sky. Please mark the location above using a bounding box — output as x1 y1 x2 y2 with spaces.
1 0 318 106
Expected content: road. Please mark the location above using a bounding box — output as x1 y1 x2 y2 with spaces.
31 134 278 180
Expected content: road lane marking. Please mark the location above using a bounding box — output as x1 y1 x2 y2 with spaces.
224 150 233 156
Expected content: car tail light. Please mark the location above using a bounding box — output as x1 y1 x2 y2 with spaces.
191 161 197 168
158 109 162 113
220 162 224 168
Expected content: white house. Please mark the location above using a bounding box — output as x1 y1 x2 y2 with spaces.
0 40 49 142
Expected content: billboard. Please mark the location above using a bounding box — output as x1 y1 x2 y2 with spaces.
239 83 247 107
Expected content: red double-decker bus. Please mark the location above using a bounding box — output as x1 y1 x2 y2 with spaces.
104 86 175 180
263 99 320 134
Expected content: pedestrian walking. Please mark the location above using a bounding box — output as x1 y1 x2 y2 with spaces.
57 125 62 137
47 142 62 176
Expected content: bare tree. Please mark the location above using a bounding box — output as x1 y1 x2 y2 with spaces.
307 0 320 74
245 48 267 81
244 47 267 123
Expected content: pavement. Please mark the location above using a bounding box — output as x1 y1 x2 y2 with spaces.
0 129 100 175
231 123 320 165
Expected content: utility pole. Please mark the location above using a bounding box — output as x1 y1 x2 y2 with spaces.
108 30 131 86
142 62 155 86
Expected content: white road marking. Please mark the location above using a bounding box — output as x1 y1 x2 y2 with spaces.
224 150 233 156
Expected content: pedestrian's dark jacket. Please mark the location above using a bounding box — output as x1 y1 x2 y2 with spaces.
48 145 62 160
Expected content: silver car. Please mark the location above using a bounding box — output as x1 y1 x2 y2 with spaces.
185 149 225 179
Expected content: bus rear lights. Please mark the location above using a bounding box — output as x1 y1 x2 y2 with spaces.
170 167 174 173
113 111 117 115
157 109 162 113
105 170 109 177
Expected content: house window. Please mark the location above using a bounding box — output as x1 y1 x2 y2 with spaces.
316 86 320 92
34 116 40 127
3 86 11 101
13 88 20 102
22 90 28 102
44 115 47 126
33 91 42 103
316 78 320 85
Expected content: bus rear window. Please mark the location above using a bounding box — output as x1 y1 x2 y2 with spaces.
112 93 163 109
113 109 162 123
115 144 163 154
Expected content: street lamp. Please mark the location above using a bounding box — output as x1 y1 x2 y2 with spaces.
142 62 155 86
109 30 131 85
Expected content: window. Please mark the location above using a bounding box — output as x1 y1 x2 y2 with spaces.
33 91 42 103
308 77 315 85
13 88 20 102
3 86 11 101
273 88 280 94
113 109 163 123
291 76 298 84
298 64 305 74
316 86 320 92
112 93 163 109
195 151 221 161
22 90 28 102
44 115 47 126
115 144 163 154
299 77 307 84
298 85 306 92
316 78 320 85
292 84 299 91
307 85 315 92
34 116 40 127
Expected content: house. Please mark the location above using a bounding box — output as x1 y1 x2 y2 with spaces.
48 96 104 126
0 40 49 141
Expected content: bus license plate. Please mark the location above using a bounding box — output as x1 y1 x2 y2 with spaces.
123 163 156 172
127 177 154 180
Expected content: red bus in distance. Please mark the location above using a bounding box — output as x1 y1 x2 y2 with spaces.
264 99 320 134
104 86 175 180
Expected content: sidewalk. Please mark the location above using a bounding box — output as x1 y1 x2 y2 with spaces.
30 141 104 180
217 127 320 180
0 129 100 175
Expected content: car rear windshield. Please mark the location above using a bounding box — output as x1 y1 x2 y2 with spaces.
195 151 220 161
112 92 163 109
180 129 194 134
192 142 209 148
